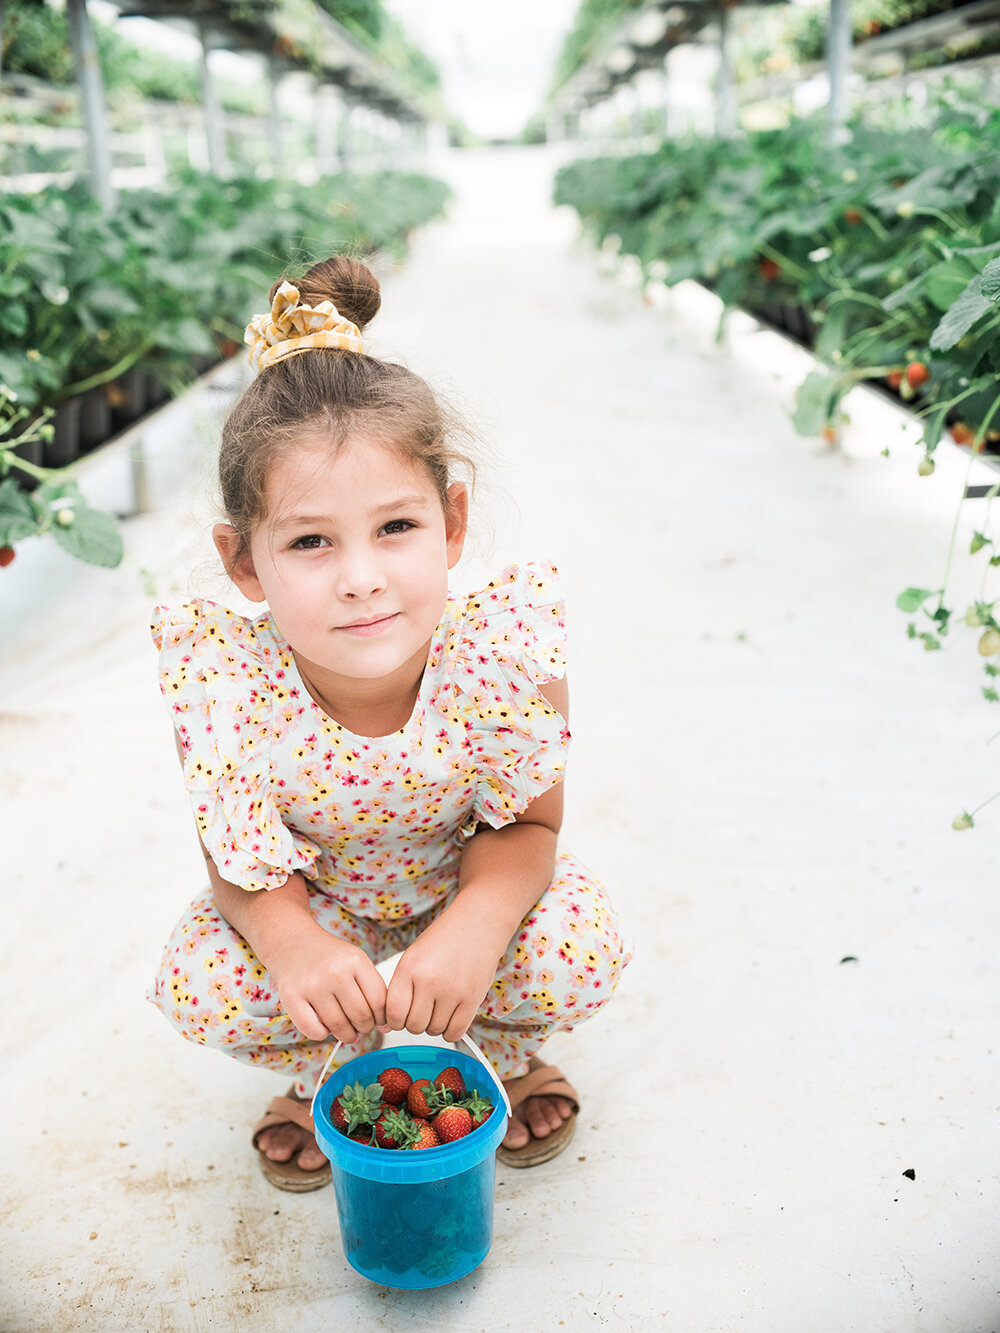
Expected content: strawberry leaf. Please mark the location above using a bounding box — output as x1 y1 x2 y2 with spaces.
896 587 935 613
0 478 41 545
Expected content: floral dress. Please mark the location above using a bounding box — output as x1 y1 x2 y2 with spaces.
147 561 631 1084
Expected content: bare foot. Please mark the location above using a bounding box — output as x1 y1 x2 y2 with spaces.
500 1092 575 1151
256 1121 328 1172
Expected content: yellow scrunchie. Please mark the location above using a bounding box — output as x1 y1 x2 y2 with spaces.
244 280 366 374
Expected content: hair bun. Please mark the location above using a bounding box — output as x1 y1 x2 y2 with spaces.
269 255 381 333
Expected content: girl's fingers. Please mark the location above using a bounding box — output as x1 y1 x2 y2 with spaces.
337 976 381 1036
313 995 360 1045
384 972 414 1033
357 972 388 1029
289 999 331 1042
402 989 434 1036
442 1002 474 1046
426 997 459 1039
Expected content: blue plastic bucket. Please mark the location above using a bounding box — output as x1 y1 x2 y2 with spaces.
312 1043 509 1289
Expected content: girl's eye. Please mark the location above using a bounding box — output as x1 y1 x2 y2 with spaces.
381 519 415 536
290 534 328 550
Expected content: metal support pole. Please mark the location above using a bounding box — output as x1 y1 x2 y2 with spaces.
198 24 226 177
339 99 353 170
827 0 852 142
66 0 116 211
267 58 283 172
715 7 736 139
314 82 339 174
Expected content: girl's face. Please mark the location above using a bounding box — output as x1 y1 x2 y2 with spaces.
216 434 467 697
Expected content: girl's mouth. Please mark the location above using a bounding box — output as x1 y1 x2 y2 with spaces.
338 614 398 637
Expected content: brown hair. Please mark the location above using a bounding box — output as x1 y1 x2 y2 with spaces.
219 254 478 557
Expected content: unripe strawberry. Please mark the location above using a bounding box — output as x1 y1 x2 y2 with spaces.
952 812 974 831
917 457 935 476
978 628 1000 656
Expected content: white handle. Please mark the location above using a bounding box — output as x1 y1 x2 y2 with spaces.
310 1033 512 1121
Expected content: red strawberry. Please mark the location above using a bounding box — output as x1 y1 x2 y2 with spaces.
0 546 15 568
844 208 863 225
406 1078 435 1119
374 1106 416 1149
887 369 904 390
376 1067 413 1107
407 1118 441 1150
906 360 930 388
757 257 780 283
432 1106 472 1143
348 1127 375 1146
432 1066 466 1103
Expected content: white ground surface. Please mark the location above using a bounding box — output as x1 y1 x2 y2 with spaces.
3 145 1000 1333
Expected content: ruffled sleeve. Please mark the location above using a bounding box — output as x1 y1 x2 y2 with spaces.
150 600 322 891
439 561 571 836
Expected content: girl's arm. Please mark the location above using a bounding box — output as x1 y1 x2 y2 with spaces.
175 734 387 1043
384 676 568 1042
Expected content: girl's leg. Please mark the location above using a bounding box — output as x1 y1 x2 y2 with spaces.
147 884 398 1095
468 849 632 1079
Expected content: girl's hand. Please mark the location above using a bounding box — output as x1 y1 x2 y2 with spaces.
384 914 504 1044
268 923 388 1045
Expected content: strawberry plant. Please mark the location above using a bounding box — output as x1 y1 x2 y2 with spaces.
0 391 122 568
556 97 1000 825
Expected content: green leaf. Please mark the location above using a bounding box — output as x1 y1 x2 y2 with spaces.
981 257 1000 303
924 260 978 313
984 688 1000 703
897 586 935 612
929 274 992 352
0 477 41 544
48 499 123 567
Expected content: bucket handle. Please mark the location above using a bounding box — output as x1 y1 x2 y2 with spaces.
310 1032 513 1122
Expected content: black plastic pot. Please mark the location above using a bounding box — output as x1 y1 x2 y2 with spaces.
144 372 170 409
79 386 111 452
44 398 81 468
109 368 148 433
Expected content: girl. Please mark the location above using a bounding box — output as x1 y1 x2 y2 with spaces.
148 255 631 1190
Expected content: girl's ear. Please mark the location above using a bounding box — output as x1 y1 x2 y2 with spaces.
212 523 266 602
444 483 469 570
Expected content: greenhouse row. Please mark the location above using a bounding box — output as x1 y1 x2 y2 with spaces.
5 2 1000 1330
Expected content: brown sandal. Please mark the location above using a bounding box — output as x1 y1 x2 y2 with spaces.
496 1058 580 1168
252 1088 331 1193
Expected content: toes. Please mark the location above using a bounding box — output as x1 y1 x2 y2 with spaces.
258 1124 300 1162
502 1118 530 1150
296 1144 328 1171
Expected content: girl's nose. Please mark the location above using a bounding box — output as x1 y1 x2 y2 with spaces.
337 547 387 600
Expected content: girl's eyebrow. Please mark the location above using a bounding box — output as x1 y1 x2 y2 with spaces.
272 495 431 531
